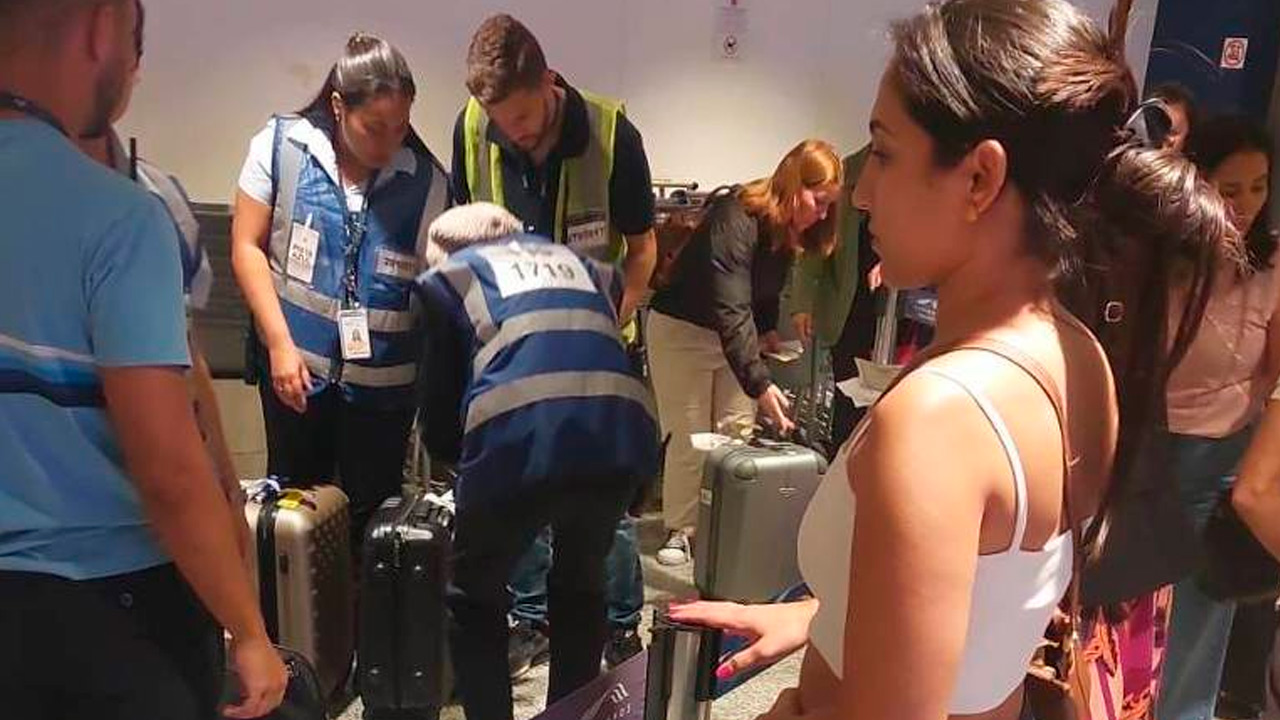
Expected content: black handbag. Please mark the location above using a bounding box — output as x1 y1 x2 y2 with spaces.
1080 427 1203 607
1197 490 1280 602
223 645 327 720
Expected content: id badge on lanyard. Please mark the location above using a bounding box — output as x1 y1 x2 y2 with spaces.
336 174 378 361
338 308 373 361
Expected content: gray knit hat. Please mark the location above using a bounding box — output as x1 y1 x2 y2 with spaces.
422 202 524 268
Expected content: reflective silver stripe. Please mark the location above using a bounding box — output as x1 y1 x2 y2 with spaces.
272 273 415 333
368 308 416 334
425 161 449 222
269 118 306 275
297 348 417 388
298 348 334 379
474 309 621 376
593 261 621 322
465 371 656 434
440 262 497 343
415 161 452 267
137 162 200 260
343 361 418 388
274 272 336 317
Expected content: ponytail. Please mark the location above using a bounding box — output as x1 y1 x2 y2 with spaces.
1059 3 1242 550
298 32 417 136
1063 141 1239 550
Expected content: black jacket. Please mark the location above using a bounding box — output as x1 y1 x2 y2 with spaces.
650 194 792 399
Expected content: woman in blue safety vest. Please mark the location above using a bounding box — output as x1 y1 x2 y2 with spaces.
230 33 450 552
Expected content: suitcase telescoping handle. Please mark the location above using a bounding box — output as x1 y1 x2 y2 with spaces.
252 481 282 644
644 608 717 720
244 477 318 646
871 286 900 366
644 584 812 720
795 333 823 448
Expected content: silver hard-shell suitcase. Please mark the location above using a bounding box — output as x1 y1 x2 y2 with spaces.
693 440 826 602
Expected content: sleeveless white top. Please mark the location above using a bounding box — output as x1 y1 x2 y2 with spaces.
796 365 1074 715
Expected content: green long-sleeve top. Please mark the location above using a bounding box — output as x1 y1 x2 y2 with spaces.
785 147 870 347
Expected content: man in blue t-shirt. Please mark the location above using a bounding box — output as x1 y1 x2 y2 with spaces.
0 2 285 718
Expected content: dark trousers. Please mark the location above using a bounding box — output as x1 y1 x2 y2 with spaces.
448 477 637 720
1221 599 1280 711
0 564 223 720
508 513 645 631
259 383 414 553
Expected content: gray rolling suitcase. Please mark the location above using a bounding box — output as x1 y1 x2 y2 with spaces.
694 440 826 602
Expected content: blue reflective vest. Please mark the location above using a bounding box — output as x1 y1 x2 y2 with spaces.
268 116 449 408
106 132 212 310
416 235 659 507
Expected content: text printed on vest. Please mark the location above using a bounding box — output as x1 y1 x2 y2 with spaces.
376 248 419 281
480 244 597 299
287 221 321 284
566 211 609 255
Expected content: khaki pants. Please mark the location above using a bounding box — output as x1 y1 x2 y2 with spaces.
646 311 755 532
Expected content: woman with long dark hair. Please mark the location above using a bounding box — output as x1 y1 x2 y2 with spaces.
669 1 1239 718
230 33 450 553
1159 114 1279 720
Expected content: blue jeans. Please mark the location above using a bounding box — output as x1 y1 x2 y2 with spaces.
509 514 644 631
1158 426 1255 720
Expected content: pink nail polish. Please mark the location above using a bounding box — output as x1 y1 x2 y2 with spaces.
716 665 734 680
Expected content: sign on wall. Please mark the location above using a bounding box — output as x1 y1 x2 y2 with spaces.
1221 36 1249 70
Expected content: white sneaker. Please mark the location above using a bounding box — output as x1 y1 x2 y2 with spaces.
657 529 692 566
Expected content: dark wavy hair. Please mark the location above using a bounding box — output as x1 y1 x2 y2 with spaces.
889 0 1243 570
1187 114 1275 274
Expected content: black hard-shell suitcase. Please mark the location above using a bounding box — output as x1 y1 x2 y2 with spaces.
357 489 454 719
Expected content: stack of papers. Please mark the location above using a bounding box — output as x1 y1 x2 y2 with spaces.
763 340 805 364
838 358 905 408
836 377 882 408
854 358 902 391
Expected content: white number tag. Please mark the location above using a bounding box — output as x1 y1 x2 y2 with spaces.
286 222 321 284
480 244 596 299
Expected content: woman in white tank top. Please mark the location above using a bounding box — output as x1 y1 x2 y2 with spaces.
667 1 1241 718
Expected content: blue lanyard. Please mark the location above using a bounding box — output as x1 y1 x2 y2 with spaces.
0 92 68 137
331 171 379 308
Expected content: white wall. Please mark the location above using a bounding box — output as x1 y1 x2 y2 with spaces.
120 0 1160 202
